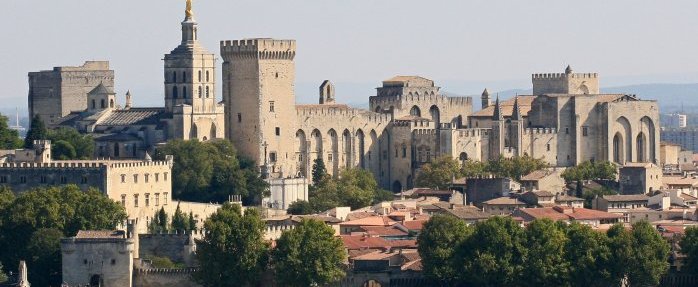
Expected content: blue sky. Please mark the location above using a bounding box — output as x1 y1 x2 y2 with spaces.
3 0 698 110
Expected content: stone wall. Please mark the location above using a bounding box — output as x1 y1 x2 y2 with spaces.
138 234 195 266
133 268 201 287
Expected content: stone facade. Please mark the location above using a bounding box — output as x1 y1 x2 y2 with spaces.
28 61 114 126
61 230 135 287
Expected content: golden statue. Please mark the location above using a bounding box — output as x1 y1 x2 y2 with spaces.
185 0 194 18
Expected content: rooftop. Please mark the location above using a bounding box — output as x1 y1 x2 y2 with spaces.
516 206 622 221
472 95 536 118
482 197 526 205
75 230 126 239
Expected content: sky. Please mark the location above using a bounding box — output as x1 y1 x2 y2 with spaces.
3 0 698 111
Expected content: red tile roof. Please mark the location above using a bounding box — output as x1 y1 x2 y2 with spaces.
340 216 396 227
402 220 427 231
516 206 622 222
341 236 417 250
359 226 408 237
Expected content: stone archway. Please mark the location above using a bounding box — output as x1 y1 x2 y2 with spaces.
209 124 217 140
410 105 421 117
636 132 647 163
613 132 624 164
392 180 403 193
363 279 382 287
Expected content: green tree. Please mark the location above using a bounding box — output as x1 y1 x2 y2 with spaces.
488 155 548 180
52 139 77 160
461 159 489 178
155 139 269 204
457 216 527 286
416 156 460 189
26 228 63 286
171 203 189 233
311 157 328 186
521 219 569 287
565 222 613 287
149 207 169 234
373 188 395 203
188 211 197 232
0 186 14 213
24 115 47 148
194 203 269 287
0 114 22 149
0 185 126 286
418 215 471 285
308 168 387 211
581 186 617 208
47 127 94 159
272 219 346 286
0 262 7 284
287 200 313 215
680 226 698 274
562 160 617 183
626 221 670 286
607 224 634 285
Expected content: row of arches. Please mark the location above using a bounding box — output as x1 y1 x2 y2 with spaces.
190 123 217 141
170 70 211 83
296 128 382 179
612 116 656 164
171 85 211 99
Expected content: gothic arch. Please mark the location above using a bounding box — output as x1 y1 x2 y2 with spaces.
191 123 199 140
613 132 624 164
410 106 421 117
173 86 179 98
356 129 365 169
392 180 403 193
636 132 647 162
640 116 656 163
429 105 441 128
375 106 382 113
369 130 379 175
209 124 217 140
296 130 308 176
343 129 352 168
615 116 632 163
328 129 339 175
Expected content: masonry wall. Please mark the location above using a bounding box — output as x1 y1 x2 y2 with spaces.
61 238 134 287
133 268 201 287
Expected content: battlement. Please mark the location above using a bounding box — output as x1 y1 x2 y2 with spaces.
523 127 558 135
0 159 173 169
135 268 197 275
532 73 598 80
413 129 437 136
220 39 296 60
296 106 392 124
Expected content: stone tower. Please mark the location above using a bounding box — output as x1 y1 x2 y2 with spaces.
532 65 599 95
87 83 116 112
221 39 298 177
489 97 505 159
164 0 224 140
481 88 491 109
319 80 336 104
509 97 524 156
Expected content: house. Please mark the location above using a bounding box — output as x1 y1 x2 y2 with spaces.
339 216 397 235
554 194 584 208
513 206 622 227
464 177 519 206
481 197 527 215
520 190 556 207
520 169 566 194
662 176 698 192
434 205 490 224
619 163 663 195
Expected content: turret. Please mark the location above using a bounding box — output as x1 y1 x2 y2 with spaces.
481 88 491 109
125 90 132 110
319 80 336 104
87 83 116 112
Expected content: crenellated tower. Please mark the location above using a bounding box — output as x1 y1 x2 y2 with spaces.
221 39 298 177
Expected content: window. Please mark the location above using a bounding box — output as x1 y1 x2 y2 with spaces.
198 86 202 98
275 127 280 136
270 101 275 112
298 153 303 162
368 151 372 160
395 148 398 158
133 174 138 183
382 151 388 160
164 173 168 181
237 113 242 123
155 193 160 206
205 86 210 98
144 174 149 183
198 70 202 82
402 145 407 158
1 176 8 183
328 154 333 162
183 87 187 99
172 71 177 83
565 127 569 134
40 176 47 184
164 193 168 205
100 99 106 108
582 126 588 136
173 86 178 98
270 152 277 162
121 195 126 207
81 176 88 184
121 174 126 183
111 259 116 265
134 194 139 207
92 99 96 109
206 71 210 82
183 71 187 82
155 173 159 182
546 144 551 151
60 176 67 184
145 194 150 207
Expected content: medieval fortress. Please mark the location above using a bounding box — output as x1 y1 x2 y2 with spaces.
21 3 659 195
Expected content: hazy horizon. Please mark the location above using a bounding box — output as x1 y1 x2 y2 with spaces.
3 0 698 111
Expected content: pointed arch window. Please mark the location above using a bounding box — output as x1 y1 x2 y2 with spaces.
173 86 179 98
198 86 203 98
205 86 210 98
206 71 210 82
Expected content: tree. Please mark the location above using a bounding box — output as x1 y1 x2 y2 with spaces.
626 221 670 286
272 219 346 286
149 207 169 234
0 114 22 149
287 200 313 215
565 223 613 287
457 216 527 286
155 140 269 204
416 156 460 189
0 262 7 284
188 211 197 232
24 115 47 148
171 203 189 233
562 160 617 183
607 224 634 285
521 219 569 287
680 226 698 274
461 159 489 178
52 140 76 160
194 203 269 287
311 157 328 186
308 168 388 211
0 185 126 286
418 215 471 285
488 155 548 180
47 127 94 159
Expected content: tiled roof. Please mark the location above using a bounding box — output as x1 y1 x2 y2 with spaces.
395 115 431 121
401 220 427 231
341 236 416 250
472 95 536 117
521 170 552 181
97 108 167 126
555 195 584 202
340 216 396 227
528 190 555 197
483 197 526 205
359 226 408 237
442 206 489 220
603 194 649 202
93 133 142 142
75 230 125 239
663 176 698 187
517 207 621 221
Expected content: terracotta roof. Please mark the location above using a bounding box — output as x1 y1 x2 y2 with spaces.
401 220 427 231
472 95 536 117
482 197 526 205
341 236 416 250
75 230 125 239
352 250 396 261
395 115 431 121
663 176 698 187
528 190 555 197
401 259 423 271
340 216 396 227
345 212 380 221
680 193 698 201
516 207 622 221
520 170 552 181
602 194 649 202
359 226 408 237
442 206 489 220
412 189 453 196
555 195 584 202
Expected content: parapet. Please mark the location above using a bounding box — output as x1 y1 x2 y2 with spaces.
532 73 598 80
523 127 558 135
220 39 296 60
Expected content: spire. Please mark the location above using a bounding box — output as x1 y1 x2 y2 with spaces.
481 88 490 98
125 90 132 109
512 96 522 120
492 95 503 121
481 88 491 109
181 0 198 44
144 151 152 162
565 65 573 74
185 0 194 20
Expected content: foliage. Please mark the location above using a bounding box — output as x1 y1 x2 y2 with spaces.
308 168 390 212
154 139 269 204
287 200 313 215
272 219 346 286
194 203 269 287
171 203 190 233
0 114 22 149
680 226 698 274
149 207 169 234
417 215 471 285
188 211 196 232
561 160 617 183
311 157 328 186
520 219 569 287
47 127 94 159
580 186 617 208
24 115 47 148
458 216 527 286
0 185 126 286
564 223 613 287
607 222 671 286
416 155 548 189
0 261 7 283
147 256 186 269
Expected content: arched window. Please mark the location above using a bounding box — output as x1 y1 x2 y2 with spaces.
198 86 202 98
183 87 187 98
206 71 210 82
198 71 202 82
110 99 114 108
205 86 210 98
173 86 179 98
182 71 187 82
172 71 177 83
409 106 421 117
91 99 96 109
100 99 105 108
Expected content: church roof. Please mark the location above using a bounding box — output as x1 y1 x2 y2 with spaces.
88 83 115 95
473 95 536 118
96 108 167 126
382 76 435 88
